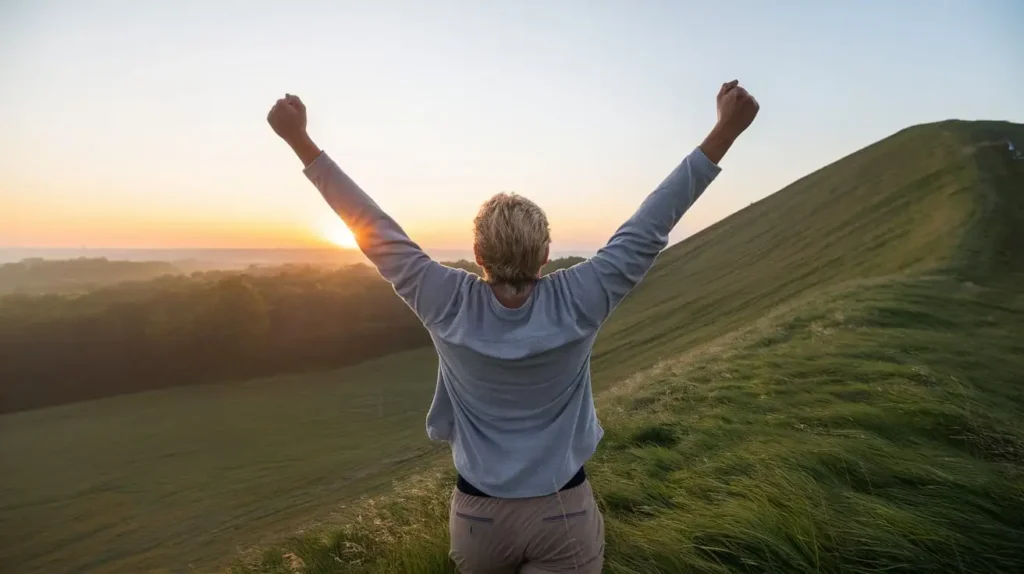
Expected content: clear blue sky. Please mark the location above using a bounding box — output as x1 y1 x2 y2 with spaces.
1 0 1020 250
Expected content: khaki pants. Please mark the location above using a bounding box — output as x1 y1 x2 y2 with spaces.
449 480 605 573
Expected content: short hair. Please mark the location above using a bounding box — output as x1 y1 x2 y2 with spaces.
473 192 550 287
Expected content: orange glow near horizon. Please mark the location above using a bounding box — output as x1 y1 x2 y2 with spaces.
0 210 652 252
3 177 693 251
318 218 359 250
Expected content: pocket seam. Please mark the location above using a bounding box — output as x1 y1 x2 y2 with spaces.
455 511 494 523
542 509 588 522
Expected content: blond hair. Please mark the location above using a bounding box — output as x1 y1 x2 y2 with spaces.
473 192 550 290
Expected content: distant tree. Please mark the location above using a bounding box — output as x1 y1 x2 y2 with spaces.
0 255 592 413
542 256 587 274
202 277 271 374
0 264 428 413
441 256 586 278
0 257 180 295
444 259 483 275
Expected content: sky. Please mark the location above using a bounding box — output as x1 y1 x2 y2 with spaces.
1 0 1021 252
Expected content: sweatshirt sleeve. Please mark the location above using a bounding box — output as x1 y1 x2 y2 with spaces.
303 152 468 326
556 147 721 326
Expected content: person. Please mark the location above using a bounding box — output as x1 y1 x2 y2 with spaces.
267 80 758 573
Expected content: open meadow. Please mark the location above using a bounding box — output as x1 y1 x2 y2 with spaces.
1 121 1022 573
0 349 440 573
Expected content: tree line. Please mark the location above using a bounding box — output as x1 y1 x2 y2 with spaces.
0 257 181 295
0 257 585 413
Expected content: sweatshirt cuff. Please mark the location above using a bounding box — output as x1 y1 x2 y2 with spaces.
690 146 722 178
302 150 329 177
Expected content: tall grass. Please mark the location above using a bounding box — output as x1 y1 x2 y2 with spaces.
230 276 1024 573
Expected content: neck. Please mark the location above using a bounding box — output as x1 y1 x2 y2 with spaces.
489 282 533 309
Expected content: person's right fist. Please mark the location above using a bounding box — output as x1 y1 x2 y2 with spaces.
267 94 307 143
716 81 759 138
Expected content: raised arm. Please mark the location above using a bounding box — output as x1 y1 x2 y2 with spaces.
267 94 467 326
558 81 759 325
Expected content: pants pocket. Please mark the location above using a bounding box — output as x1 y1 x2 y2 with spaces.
525 490 605 572
449 493 517 573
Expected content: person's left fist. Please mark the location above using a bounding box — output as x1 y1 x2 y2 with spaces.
267 94 307 143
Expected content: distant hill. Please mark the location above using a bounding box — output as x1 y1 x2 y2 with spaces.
0 257 181 294
443 256 587 277
0 256 586 413
0 248 367 270
0 263 428 412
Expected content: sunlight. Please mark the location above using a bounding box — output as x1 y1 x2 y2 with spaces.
319 218 359 249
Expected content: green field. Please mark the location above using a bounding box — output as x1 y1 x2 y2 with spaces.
0 349 442 573
2 120 1023 573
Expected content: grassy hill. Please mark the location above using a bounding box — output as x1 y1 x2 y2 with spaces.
228 120 1024 573
591 120 1023 388
1 121 1021 573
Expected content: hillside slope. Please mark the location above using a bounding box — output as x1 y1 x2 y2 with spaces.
592 120 1024 388
229 120 1024 573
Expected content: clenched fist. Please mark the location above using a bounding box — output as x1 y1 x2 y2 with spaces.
267 94 307 143
715 80 759 139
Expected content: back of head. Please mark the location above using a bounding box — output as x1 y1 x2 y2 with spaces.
473 192 550 291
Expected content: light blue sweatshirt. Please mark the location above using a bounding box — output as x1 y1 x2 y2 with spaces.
303 147 721 498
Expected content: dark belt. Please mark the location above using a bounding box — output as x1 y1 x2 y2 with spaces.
456 466 587 498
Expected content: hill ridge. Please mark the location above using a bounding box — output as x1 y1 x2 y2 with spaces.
590 119 1024 387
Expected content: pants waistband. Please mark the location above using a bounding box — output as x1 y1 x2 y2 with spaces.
456 466 587 498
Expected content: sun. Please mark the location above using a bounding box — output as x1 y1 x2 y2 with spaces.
320 218 359 249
